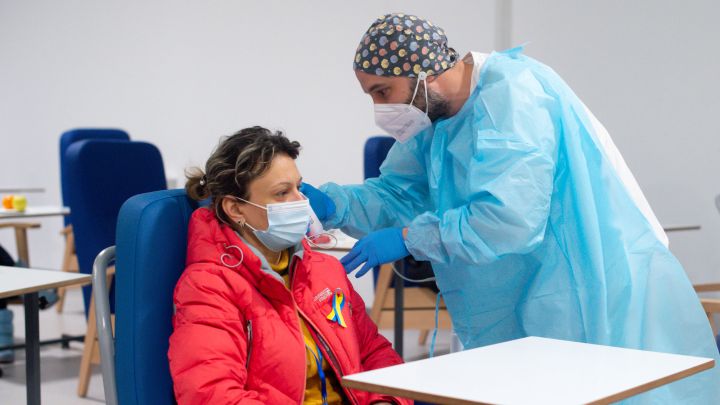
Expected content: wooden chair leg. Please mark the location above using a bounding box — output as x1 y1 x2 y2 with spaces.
418 330 430 345
77 270 114 397
14 227 30 266
370 264 394 324
57 225 78 313
77 294 97 397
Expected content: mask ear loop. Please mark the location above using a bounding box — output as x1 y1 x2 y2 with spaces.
421 71 428 116
409 71 429 117
220 244 244 268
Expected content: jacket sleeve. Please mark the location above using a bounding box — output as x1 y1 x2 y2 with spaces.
405 67 558 266
168 267 264 405
349 286 413 405
320 139 432 239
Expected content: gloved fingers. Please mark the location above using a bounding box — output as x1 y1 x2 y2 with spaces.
340 245 360 266
300 182 335 221
299 182 315 194
341 250 368 273
342 255 368 274
340 239 366 266
355 262 374 278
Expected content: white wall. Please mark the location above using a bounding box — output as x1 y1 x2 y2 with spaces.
511 0 720 285
2 1 718 302
0 1 496 301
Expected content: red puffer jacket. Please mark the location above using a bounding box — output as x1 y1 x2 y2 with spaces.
169 208 411 404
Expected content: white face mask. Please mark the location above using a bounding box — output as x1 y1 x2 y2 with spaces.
374 71 432 143
237 197 311 252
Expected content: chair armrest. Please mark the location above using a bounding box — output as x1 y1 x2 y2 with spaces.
694 283 720 293
701 298 720 314
93 246 118 405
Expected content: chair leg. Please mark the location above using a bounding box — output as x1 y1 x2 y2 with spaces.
14 227 30 266
418 330 430 345
370 264 394 324
77 294 97 397
57 225 79 313
77 271 114 397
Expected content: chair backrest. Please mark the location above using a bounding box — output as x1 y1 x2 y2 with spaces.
363 136 396 180
364 136 398 286
59 128 130 225
65 139 166 313
115 189 198 405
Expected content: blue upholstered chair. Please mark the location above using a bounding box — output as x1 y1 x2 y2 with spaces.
56 129 131 313
60 128 130 227
65 139 166 397
64 139 166 314
95 189 198 405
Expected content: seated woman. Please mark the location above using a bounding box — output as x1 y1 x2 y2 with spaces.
168 127 411 405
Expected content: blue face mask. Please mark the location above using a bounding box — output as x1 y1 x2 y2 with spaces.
237 197 311 252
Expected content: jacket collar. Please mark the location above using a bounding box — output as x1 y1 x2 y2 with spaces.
186 207 311 288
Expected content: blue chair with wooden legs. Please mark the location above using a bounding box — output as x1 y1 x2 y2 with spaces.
94 189 198 405
65 139 166 397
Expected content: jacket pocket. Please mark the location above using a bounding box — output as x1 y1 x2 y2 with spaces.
245 319 253 369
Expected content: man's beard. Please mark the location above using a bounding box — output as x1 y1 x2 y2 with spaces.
406 78 450 122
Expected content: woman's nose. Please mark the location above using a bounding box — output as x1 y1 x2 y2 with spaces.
290 188 304 201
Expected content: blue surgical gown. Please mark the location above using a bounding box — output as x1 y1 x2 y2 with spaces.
322 47 720 403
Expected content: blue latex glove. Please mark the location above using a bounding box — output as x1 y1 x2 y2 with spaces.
300 182 336 221
340 227 410 278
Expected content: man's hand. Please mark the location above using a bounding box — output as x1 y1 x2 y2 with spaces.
340 227 409 278
300 182 336 221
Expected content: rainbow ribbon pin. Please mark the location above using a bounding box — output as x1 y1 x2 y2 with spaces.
326 290 347 328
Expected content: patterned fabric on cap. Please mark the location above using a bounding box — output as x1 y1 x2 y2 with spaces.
353 13 458 78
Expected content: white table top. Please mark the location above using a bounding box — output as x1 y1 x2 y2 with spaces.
0 188 45 193
342 336 715 405
0 266 91 298
0 206 70 219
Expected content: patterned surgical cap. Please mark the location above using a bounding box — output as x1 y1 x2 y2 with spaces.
353 13 458 78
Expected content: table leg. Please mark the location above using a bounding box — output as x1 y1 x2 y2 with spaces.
393 260 404 358
23 292 40 405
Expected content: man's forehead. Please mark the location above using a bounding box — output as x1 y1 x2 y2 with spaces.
355 70 407 93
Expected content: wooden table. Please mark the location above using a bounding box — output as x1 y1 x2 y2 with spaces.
0 206 70 266
342 336 715 404
0 266 91 405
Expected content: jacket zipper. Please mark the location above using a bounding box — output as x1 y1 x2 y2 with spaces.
289 255 360 405
245 319 253 369
284 255 308 403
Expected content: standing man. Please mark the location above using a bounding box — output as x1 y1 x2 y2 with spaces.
302 13 719 402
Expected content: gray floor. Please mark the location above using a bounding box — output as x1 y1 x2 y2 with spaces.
0 286 448 404
0 287 105 404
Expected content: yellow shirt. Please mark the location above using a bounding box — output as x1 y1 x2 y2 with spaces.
270 250 343 405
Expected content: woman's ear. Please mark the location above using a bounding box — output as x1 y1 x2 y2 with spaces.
221 196 246 225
